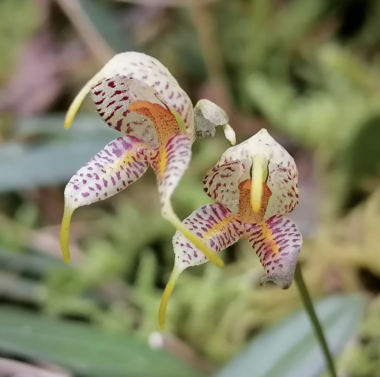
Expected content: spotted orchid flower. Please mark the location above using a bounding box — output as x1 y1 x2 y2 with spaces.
60 52 235 266
159 129 303 329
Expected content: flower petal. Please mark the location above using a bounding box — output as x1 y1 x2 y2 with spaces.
203 161 244 214
159 203 243 329
194 99 236 144
60 136 150 263
126 100 223 269
217 129 299 217
101 53 193 128
65 52 194 135
151 132 223 268
245 215 302 289
92 76 163 148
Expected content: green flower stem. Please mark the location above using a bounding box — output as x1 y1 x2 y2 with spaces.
294 264 337 377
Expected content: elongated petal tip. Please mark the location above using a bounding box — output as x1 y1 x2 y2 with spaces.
64 74 102 129
60 206 74 263
64 87 88 129
158 268 181 330
164 206 224 268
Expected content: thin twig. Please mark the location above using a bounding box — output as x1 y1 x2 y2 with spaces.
294 264 337 377
55 0 114 64
190 0 228 87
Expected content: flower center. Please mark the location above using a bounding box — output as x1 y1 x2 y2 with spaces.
129 100 180 146
238 179 272 223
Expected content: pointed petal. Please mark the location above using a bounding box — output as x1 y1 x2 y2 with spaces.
101 52 193 129
203 161 244 214
65 52 194 134
265 156 299 218
65 72 103 129
91 76 161 148
245 215 302 289
151 132 224 269
194 99 236 144
60 136 150 263
159 203 243 329
219 129 299 217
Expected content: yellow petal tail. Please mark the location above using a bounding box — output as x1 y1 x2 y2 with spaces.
164 205 224 268
60 206 74 263
158 267 181 330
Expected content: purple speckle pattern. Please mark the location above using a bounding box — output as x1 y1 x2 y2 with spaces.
151 133 192 215
90 52 194 148
65 135 150 209
172 203 243 270
245 215 302 289
203 161 243 214
173 205 302 288
265 159 299 218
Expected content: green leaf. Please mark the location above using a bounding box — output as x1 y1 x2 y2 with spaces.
0 248 65 277
214 295 366 377
0 138 114 191
0 306 201 377
17 114 116 139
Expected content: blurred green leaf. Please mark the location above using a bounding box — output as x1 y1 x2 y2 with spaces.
0 273 42 304
0 138 114 191
17 114 116 139
0 306 202 377
0 248 65 277
214 295 365 377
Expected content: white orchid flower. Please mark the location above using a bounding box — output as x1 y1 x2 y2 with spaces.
159 129 302 329
60 52 235 267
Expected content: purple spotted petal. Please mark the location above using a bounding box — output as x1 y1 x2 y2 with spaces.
151 132 192 217
245 215 302 289
173 203 243 272
64 135 150 210
91 76 163 148
100 52 193 127
203 161 243 214
65 52 194 135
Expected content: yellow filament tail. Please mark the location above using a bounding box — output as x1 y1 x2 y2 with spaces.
158 268 181 330
64 73 102 129
251 156 268 213
163 205 224 268
60 206 74 263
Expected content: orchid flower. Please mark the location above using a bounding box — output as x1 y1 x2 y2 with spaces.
60 52 236 266
159 128 303 329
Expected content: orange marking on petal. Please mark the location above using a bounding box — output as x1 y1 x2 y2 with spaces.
259 221 280 255
158 145 168 177
238 180 272 223
203 215 237 238
129 101 180 146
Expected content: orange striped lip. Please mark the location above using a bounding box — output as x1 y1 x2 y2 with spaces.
129 101 180 146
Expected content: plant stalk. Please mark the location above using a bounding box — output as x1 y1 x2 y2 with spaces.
294 264 337 377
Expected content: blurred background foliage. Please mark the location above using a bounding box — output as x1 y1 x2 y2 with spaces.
0 0 380 376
